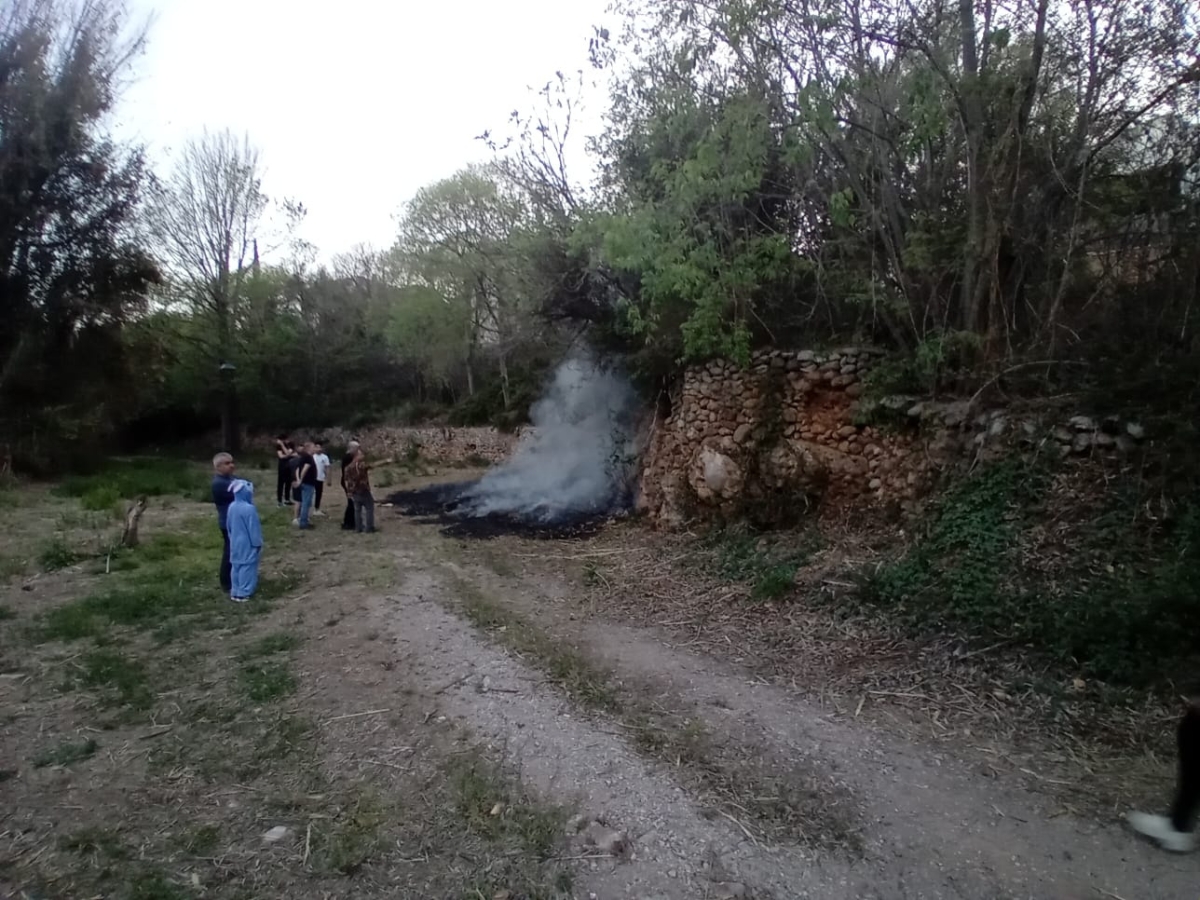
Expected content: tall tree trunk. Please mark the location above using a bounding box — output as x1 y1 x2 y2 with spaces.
498 354 511 409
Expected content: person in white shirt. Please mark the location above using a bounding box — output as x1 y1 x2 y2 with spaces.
312 440 332 517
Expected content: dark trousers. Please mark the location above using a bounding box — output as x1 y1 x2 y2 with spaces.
315 481 324 510
219 527 232 592
342 494 355 529
353 492 375 532
1171 707 1200 832
277 463 291 504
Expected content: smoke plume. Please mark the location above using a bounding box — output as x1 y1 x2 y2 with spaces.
453 356 641 523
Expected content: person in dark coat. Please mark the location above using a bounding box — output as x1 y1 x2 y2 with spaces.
274 435 293 506
340 440 360 530
211 452 236 592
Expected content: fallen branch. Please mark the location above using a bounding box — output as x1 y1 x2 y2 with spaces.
322 708 390 725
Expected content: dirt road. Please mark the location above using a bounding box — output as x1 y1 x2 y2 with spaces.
0 470 1195 899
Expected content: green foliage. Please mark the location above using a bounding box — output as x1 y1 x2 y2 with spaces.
238 661 297 703
701 526 813 602
862 460 1200 688
80 483 122 513
866 459 1046 626
863 332 983 397
55 458 206 502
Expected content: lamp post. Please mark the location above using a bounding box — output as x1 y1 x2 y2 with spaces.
219 361 239 455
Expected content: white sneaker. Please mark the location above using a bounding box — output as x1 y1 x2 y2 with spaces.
292 518 299 527
314 510 328 518
230 595 249 604
1127 812 1197 852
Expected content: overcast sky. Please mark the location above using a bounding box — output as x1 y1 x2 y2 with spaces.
119 0 612 262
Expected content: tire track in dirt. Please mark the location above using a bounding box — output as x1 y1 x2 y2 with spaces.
360 565 886 900
390 525 1199 900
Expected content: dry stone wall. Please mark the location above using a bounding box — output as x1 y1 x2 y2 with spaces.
637 347 1148 529
246 425 518 465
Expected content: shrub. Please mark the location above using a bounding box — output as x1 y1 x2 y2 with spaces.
80 483 121 513
861 458 1200 689
38 537 79 572
54 458 206 502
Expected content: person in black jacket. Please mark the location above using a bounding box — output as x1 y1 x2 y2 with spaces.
1128 693 1200 853
275 435 293 507
211 452 236 592
340 440 360 530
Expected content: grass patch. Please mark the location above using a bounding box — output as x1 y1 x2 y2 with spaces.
241 631 301 658
37 526 300 643
0 605 15 621
700 526 815 601
76 647 154 709
127 869 196 900
80 483 122 514
447 752 567 859
861 457 1200 688
316 792 386 875
238 660 297 703
59 826 129 859
38 536 79 572
177 823 221 856
33 737 98 768
54 457 208 503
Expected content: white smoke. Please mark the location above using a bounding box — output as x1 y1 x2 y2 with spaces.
456 356 641 522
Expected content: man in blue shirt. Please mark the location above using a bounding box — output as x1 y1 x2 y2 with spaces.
211 452 237 592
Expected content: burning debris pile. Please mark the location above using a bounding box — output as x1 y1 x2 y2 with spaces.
388 357 642 540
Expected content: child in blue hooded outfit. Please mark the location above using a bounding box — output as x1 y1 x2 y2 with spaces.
227 479 263 602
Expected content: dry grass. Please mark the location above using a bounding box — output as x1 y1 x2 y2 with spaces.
0 467 576 900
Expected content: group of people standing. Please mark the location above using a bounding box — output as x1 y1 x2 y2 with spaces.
210 439 388 603
274 437 330 528
272 436 388 533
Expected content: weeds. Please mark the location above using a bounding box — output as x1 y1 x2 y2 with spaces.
33 737 98 768
239 660 297 703
241 631 301 658
861 457 1200 688
177 824 221 856
54 457 208 502
77 647 154 709
700 525 815 601
80 483 122 513
38 527 298 643
38 536 78 572
59 826 129 859
447 753 567 858
317 792 386 874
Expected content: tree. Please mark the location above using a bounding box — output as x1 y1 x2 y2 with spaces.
395 166 532 406
583 0 1200 375
0 0 159 467
147 130 298 453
